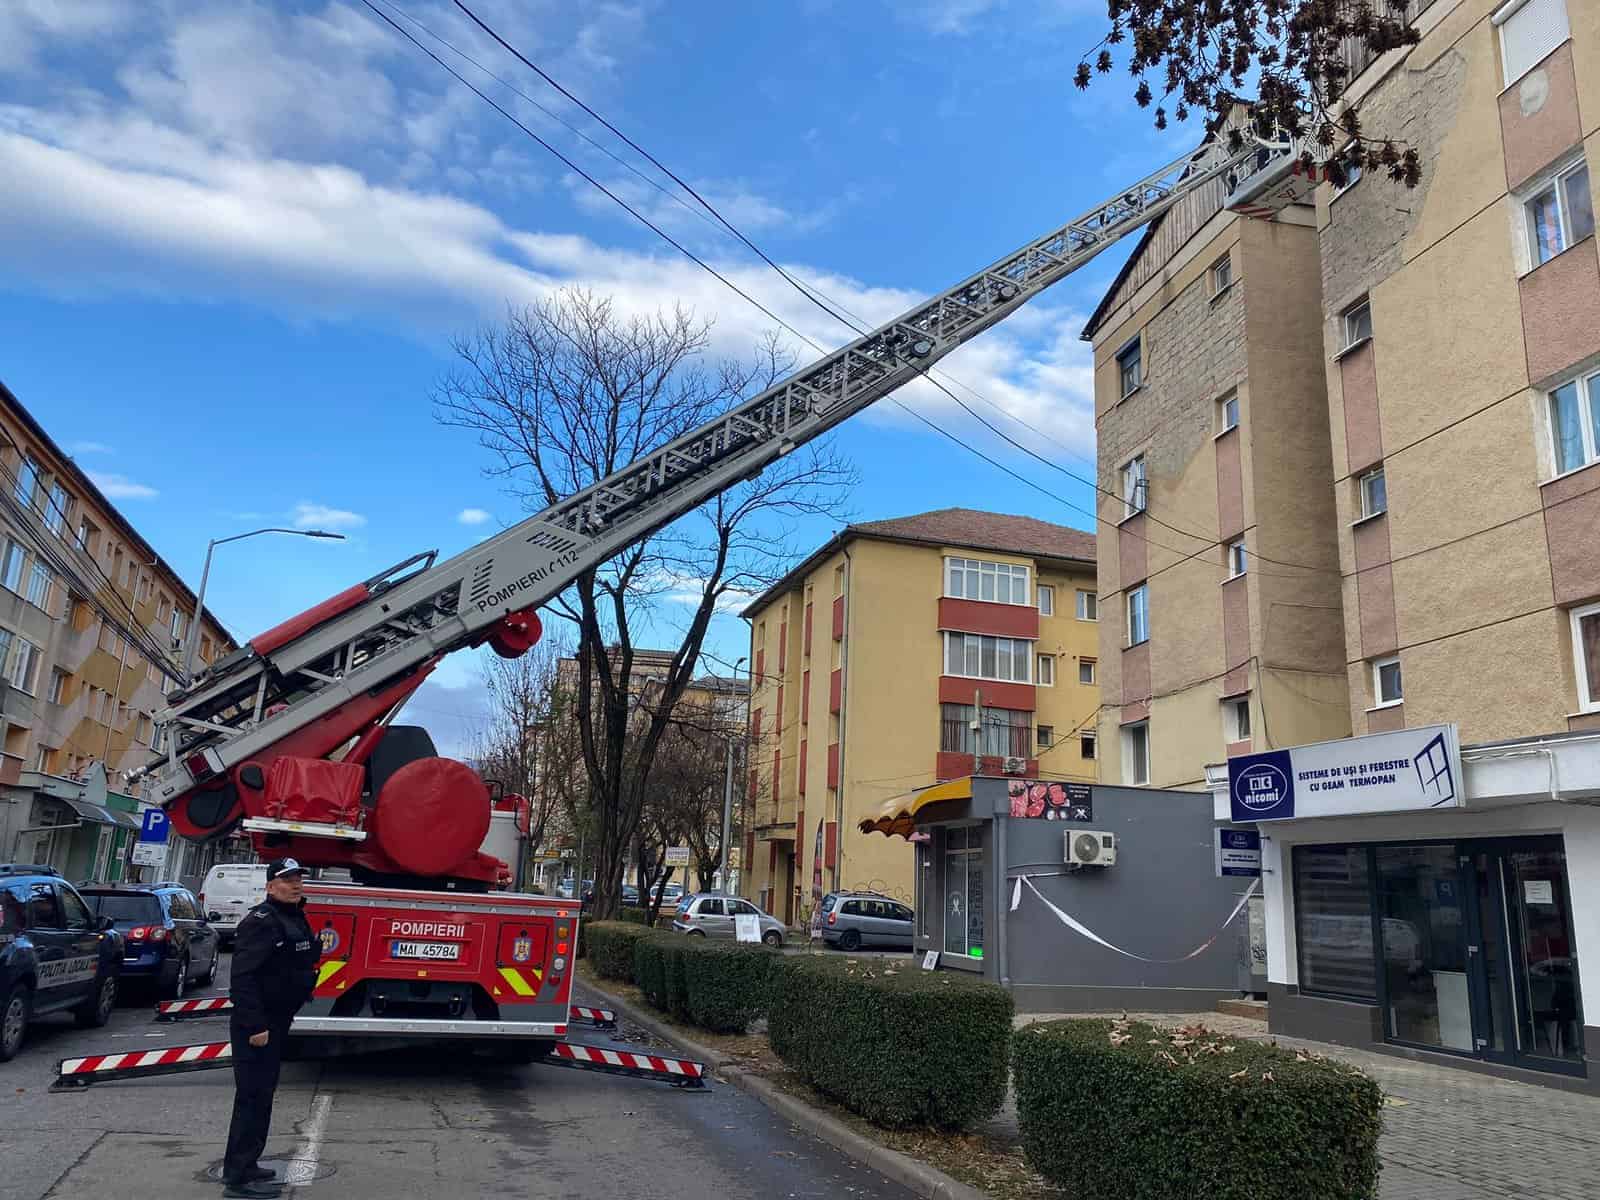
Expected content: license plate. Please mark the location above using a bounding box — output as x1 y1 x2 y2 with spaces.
390 940 460 961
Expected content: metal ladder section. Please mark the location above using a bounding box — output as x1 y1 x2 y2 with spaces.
137 131 1304 809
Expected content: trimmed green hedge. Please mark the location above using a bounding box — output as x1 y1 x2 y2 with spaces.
632 933 686 1016
767 955 1013 1131
584 921 655 984
680 939 777 1034
1012 1019 1383 1200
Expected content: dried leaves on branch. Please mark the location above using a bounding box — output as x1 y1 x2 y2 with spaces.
1076 0 1423 187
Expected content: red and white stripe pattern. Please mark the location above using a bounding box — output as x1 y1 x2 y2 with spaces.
552 1041 703 1080
58 1040 232 1080
568 1005 615 1025
155 997 233 1017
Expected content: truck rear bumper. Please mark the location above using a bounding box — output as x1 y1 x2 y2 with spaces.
291 1016 564 1038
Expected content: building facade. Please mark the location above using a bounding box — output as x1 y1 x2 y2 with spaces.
1084 153 1351 792
0 380 236 884
739 509 1097 926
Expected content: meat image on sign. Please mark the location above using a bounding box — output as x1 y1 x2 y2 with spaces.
1006 779 1093 822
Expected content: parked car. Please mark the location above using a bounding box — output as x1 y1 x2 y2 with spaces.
0 864 122 1061
197 862 268 947
819 891 915 951
671 893 785 946
81 883 219 999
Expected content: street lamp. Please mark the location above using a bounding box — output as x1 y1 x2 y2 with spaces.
182 527 346 679
720 655 748 893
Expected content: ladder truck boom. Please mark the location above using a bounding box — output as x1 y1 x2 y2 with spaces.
137 131 1307 873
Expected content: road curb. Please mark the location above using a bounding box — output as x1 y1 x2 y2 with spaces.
577 975 988 1200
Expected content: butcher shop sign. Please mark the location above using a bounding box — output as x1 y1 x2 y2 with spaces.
1007 779 1092 822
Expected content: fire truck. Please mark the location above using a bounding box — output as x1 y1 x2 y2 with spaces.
58 129 1316 1087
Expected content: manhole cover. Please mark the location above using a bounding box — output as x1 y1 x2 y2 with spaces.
199 1156 338 1185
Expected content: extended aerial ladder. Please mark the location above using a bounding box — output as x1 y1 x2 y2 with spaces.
132 128 1317 876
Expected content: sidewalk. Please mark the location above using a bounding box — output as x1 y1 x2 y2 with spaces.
999 1012 1600 1200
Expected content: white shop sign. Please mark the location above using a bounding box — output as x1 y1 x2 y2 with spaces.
1228 724 1462 823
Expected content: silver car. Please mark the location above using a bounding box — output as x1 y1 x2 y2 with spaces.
671 893 785 946
820 891 914 951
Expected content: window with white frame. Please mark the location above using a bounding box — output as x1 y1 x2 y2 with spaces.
1548 370 1600 475
1497 0 1570 86
945 557 1031 606
1036 654 1055 686
0 540 25 594
1572 602 1600 713
169 607 185 641
1217 390 1239 434
1076 589 1098 621
15 457 40 508
1372 655 1403 707
1224 697 1252 742
1333 143 1362 197
943 632 1033 683
1037 584 1054 616
1211 253 1233 295
24 561 51 610
1121 455 1147 517
5 633 42 695
1116 337 1142 397
1359 467 1388 519
1079 657 1097 685
1342 299 1373 350
1123 721 1150 785
1127 583 1150 646
1227 539 1247 578
1523 157 1593 269
45 483 70 535
48 669 68 705
1080 731 1097 760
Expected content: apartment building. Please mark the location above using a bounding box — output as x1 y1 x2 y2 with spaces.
0 379 234 882
738 508 1097 925
1084 147 1351 791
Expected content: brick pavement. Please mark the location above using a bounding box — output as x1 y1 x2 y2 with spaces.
992 1012 1600 1200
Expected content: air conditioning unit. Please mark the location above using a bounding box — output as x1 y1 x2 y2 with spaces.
1065 829 1117 868
1002 756 1027 775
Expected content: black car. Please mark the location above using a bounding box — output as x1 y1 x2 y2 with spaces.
80 883 219 1000
1 864 123 1061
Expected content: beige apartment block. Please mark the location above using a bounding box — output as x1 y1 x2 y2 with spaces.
1085 162 1350 790
1317 0 1600 741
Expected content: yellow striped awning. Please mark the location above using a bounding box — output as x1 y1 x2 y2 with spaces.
858 776 974 838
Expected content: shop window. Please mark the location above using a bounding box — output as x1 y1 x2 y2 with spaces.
1497 0 1570 86
1293 846 1377 1000
942 825 985 962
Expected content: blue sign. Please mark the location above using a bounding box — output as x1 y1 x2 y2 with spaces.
139 808 169 843
1227 725 1462 824
1228 750 1295 823
1216 828 1263 877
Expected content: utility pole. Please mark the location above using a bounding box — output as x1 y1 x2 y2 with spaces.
720 735 735 893
973 688 984 777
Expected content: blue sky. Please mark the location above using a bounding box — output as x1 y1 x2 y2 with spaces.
0 0 1178 754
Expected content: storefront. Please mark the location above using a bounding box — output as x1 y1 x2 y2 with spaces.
862 775 1259 1012
1210 726 1600 1089
4 764 142 881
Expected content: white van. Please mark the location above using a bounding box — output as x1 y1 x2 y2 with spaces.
198 863 268 946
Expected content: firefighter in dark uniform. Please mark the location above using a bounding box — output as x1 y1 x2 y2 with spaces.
221 858 321 1198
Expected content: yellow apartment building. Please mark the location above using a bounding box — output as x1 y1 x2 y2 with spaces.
738 508 1097 925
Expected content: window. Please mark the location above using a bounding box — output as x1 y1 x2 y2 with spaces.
1037 724 1054 750
945 557 1031 605
1524 158 1593 267
1037 584 1054 616
156 594 171 622
1217 391 1239 433
1497 0 1570 86
48 669 68 704
1036 655 1054 686
1076 590 1098 621
1359 467 1387 519
942 825 984 961
1127 584 1149 646
75 517 97 553
943 632 1032 683
1571 602 1600 712
1210 253 1233 295
1080 732 1097 760
1342 299 1372 350
1225 697 1252 742
25 561 52 611
940 704 1031 759
169 607 184 641
1333 143 1362 198
1116 337 1142 397
45 483 70 535
1293 846 1377 1000
1078 658 1096 685
1226 539 1247 578
1123 721 1150 785
1548 371 1600 475
696 898 725 917
1120 454 1147 517
0 540 25 593
16 456 41 508
6 634 42 694
1372 655 1403 707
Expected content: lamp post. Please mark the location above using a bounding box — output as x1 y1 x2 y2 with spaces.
182 527 345 678
719 655 747 894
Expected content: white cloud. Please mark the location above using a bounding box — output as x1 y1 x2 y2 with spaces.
457 507 491 525
292 502 367 531
88 472 158 499
70 440 114 454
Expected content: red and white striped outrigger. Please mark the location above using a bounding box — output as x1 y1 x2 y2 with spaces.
548 1042 704 1085
154 997 234 1021
55 1040 233 1087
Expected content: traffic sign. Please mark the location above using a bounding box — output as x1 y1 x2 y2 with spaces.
664 846 691 867
139 808 169 844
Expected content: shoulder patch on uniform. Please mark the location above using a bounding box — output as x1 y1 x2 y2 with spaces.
249 910 270 919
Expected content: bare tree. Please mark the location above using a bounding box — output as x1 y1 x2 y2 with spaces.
435 289 854 919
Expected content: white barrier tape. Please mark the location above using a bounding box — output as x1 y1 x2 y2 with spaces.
1013 875 1259 964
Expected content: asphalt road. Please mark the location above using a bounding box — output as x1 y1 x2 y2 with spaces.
0 953 917 1200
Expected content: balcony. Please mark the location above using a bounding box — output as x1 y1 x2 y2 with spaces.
938 596 1038 640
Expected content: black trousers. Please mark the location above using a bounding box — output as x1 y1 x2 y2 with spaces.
223 1018 288 1183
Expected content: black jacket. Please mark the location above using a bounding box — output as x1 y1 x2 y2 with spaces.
230 898 321 1035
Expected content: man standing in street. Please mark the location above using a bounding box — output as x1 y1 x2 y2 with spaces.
222 858 321 1198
